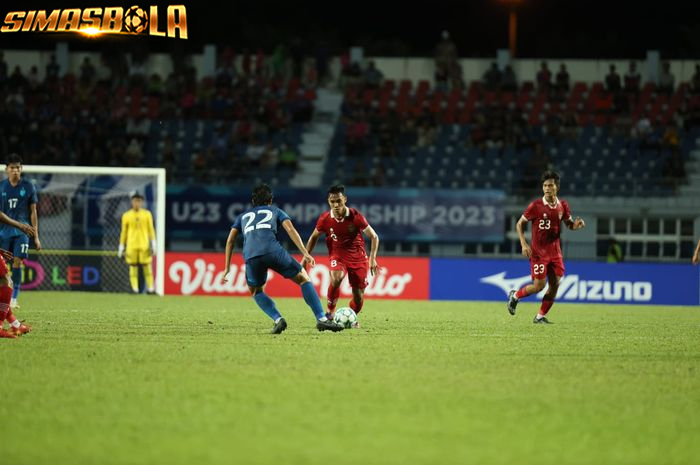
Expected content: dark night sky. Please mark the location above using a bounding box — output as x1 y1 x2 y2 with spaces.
2 1 700 58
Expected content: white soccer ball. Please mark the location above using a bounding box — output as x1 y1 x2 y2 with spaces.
333 307 358 328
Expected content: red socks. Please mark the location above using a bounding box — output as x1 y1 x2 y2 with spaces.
349 297 364 314
327 284 340 312
515 287 529 299
0 285 11 324
539 297 554 316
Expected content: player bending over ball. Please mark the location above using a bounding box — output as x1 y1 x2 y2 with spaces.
304 184 379 325
507 170 585 324
222 184 344 334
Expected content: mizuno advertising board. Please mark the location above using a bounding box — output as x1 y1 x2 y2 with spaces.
430 259 700 306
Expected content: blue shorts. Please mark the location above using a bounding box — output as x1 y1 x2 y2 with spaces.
1 235 29 260
245 250 302 287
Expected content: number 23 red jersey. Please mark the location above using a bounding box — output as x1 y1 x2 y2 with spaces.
522 197 572 260
315 208 369 264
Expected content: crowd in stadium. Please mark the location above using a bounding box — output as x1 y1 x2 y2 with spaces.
2 40 700 192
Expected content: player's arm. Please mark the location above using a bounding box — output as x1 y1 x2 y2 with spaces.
303 229 322 267
0 211 34 237
563 216 586 230
515 216 532 258
118 213 128 258
30 203 41 250
222 227 239 283
693 238 700 265
282 219 315 267
147 210 156 256
362 225 380 276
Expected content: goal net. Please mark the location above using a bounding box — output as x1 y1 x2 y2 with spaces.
19 166 166 295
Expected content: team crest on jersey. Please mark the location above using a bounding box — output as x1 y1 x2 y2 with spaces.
19 188 25 197
348 224 357 234
329 227 338 242
543 213 548 218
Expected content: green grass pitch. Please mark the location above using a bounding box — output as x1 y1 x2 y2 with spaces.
4 291 700 465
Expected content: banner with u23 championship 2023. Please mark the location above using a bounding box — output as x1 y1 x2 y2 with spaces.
166 186 505 243
164 252 430 300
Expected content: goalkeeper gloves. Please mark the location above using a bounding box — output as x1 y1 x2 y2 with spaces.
118 244 125 258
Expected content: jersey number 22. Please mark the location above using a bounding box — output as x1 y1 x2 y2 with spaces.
242 210 273 234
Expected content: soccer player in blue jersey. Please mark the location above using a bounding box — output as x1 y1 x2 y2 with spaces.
0 154 41 313
222 184 344 334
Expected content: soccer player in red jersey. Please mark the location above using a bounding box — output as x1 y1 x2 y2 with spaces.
507 170 585 324
303 185 379 323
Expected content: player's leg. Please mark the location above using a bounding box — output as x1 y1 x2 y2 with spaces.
278 251 343 332
508 258 547 315
10 235 28 309
0 271 17 338
139 249 155 294
326 257 346 315
125 247 140 293
245 255 285 333
346 262 369 315
533 260 564 324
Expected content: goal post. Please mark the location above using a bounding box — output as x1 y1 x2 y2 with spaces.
21 165 166 295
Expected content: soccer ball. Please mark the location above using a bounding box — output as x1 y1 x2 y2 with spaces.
333 307 358 328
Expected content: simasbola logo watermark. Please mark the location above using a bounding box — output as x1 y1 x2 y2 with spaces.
1 5 187 39
480 272 653 303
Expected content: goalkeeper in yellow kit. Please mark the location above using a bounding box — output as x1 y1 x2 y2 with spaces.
118 192 156 294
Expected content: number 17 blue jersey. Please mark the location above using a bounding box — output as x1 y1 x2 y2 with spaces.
0 178 38 238
232 206 291 260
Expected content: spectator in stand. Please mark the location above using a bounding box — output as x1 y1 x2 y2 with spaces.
278 143 298 170
555 64 570 95
260 142 279 169
624 61 641 99
46 54 60 81
80 57 96 85
125 138 143 166
483 63 502 91
658 61 675 95
435 30 458 76
536 62 552 94
126 113 151 145
417 120 437 148
501 65 517 92
364 61 383 89
245 137 265 167
691 64 700 95
435 64 449 92
27 66 40 90
605 64 621 94
561 110 580 140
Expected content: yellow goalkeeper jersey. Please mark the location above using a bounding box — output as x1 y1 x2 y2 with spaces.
119 208 155 250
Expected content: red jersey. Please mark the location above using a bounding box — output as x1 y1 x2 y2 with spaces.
522 196 572 260
315 207 369 264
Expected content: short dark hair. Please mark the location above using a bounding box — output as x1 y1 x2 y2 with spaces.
6 153 22 166
252 183 273 206
327 184 346 197
131 192 144 200
541 170 560 186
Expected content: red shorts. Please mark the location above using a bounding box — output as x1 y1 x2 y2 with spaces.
0 264 6 278
529 255 565 280
329 256 369 289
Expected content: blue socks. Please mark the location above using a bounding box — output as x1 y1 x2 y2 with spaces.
253 291 282 322
301 281 325 320
11 267 21 300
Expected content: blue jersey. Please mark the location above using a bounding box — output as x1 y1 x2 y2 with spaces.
232 205 291 260
0 178 38 238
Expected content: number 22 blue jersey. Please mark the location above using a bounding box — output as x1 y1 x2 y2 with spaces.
0 178 38 238
232 206 291 260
